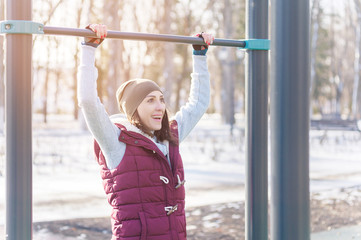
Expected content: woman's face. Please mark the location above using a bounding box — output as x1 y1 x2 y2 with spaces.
137 91 165 131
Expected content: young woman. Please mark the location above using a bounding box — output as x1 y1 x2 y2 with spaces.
78 24 214 240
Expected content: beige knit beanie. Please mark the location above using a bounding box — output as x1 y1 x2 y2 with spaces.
116 79 162 120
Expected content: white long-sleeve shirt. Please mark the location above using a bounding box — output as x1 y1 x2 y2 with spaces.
78 45 210 169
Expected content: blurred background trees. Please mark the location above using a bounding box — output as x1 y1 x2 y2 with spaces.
310 0 361 119
0 0 360 131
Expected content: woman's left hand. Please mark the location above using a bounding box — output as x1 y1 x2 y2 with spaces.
193 32 215 50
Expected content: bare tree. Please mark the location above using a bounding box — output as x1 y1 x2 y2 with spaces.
103 1 127 115
33 0 65 46
193 0 244 124
331 4 345 116
53 38 62 112
333 2 354 118
353 0 361 118
310 0 321 116
42 42 51 123
174 2 193 111
162 0 176 110
219 0 237 126
0 0 4 133
72 0 85 120
32 0 66 122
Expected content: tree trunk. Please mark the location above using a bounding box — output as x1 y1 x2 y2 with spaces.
0 0 4 133
353 0 361 118
220 48 236 126
53 38 61 113
310 0 320 117
175 46 190 111
72 0 84 120
220 0 235 126
163 0 175 111
329 1 338 115
174 6 192 112
43 48 51 123
104 1 125 115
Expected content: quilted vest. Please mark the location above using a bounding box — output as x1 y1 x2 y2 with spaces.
94 121 186 240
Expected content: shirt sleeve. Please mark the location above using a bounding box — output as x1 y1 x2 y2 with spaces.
173 55 210 142
77 45 125 170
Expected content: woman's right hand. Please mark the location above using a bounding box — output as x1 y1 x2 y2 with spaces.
84 24 108 45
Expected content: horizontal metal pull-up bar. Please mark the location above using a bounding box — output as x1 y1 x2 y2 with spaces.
45 26 249 48
0 20 270 50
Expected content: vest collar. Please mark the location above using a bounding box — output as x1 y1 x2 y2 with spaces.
110 114 169 150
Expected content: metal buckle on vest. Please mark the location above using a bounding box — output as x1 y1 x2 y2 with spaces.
175 174 185 189
165 204 178 215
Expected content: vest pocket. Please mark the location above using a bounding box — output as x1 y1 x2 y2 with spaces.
139 211 147 240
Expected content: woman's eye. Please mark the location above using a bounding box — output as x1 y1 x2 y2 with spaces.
147 98 154 103
160 98 165 103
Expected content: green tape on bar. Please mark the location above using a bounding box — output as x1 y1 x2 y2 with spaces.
0 20 44 34
242 39 270 50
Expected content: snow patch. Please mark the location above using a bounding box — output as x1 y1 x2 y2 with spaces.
1 114 361 226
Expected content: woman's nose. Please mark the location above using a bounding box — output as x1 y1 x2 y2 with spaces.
155 100 165 110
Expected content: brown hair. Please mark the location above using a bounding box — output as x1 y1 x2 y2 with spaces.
131 110 178 145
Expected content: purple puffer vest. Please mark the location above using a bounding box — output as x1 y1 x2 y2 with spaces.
94 121 187 240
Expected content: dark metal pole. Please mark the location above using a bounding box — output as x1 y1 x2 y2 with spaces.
5 0 33 239
43 26 247 48
245 0 269 239
270 0 310 238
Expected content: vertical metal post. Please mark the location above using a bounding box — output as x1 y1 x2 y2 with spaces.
270 0 310 239
245 0 268 239
5 0 33 239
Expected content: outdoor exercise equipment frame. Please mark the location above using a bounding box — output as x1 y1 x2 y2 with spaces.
1 0 310 239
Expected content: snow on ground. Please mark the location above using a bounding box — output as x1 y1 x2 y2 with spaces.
309 130 361 192
0 113 361 227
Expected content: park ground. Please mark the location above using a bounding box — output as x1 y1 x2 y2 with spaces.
1 114 361 239
28 187 361 240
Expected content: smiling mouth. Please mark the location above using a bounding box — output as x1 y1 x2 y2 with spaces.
152 116 162 121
